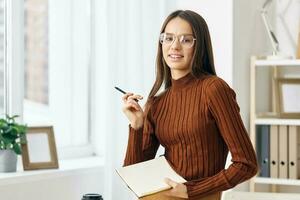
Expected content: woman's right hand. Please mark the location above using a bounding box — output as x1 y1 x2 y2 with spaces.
122 93 144 130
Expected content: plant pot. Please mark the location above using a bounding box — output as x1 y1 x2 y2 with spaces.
0 150 17 172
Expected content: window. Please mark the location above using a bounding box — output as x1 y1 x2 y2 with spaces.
24 0 49 105
4 0 94 158
0 0 4 115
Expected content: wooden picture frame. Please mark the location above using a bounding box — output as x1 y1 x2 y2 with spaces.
276 78 300 118
21 126 59 170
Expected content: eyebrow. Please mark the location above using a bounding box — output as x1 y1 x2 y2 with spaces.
164 32 194 36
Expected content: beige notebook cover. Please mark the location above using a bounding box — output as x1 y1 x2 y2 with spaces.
116 156 186 198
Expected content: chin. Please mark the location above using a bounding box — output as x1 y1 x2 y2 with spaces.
168 64 188 71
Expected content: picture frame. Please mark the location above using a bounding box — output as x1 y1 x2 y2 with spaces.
21 126 59 170
276 78 300 118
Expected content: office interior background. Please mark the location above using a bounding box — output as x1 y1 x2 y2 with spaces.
0 0 300 199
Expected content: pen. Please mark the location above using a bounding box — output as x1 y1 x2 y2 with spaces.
114 86 126 94
114 86 139 102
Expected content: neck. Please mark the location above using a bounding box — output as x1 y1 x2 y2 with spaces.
171 70 191 80
171 72 195 90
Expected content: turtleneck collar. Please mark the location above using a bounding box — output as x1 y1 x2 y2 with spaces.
171 73 195 90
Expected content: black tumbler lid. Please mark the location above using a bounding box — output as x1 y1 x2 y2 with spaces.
82 193 103 200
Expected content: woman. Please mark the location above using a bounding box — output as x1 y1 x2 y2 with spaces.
121 10 258 200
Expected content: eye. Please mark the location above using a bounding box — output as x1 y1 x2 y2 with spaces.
164 35 174 42
181 36 193 44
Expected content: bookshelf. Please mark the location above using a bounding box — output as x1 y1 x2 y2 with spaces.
254 59 300 67
255 118 300 126
254 177 300 186
249 56 300 192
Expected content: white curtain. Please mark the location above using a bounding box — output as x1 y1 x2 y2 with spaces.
92 1 176 199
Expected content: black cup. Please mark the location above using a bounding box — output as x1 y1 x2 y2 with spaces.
81 193 103 200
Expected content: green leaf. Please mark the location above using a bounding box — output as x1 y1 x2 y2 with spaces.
0 141 5 149
0 115 27 154
13 143 22 155
20 136 27 144
2 134 17 143
6 143 13 149
4 126 12 134
2 137 13 145
6 114 19 123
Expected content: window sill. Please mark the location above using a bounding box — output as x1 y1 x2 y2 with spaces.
0 156 104 186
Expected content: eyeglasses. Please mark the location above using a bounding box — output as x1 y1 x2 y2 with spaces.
159 33 196 48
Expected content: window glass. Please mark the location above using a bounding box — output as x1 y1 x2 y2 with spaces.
24 0 48 105
23 0 91 151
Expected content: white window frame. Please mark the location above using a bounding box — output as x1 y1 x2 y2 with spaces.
5 0 95 159
4 0 24 118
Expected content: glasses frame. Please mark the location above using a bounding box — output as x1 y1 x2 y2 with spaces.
159 33 196 48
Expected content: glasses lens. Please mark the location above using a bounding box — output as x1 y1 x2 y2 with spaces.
159 33 195 48
160 33 174 45
180 35 195 48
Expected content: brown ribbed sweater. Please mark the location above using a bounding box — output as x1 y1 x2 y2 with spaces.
124 73 258 199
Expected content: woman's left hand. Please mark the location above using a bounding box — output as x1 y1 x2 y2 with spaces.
163 178 188 199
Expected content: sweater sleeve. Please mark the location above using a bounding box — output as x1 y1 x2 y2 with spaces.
185 78 258 199
123 105 160 166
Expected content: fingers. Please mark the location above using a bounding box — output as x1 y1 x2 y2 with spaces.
164 178 178 188
124 99 140 111
122 93 143 103
122 93 134 102
122 93 143 113
128 95 143 102
163 178 188 199
122 95 141 111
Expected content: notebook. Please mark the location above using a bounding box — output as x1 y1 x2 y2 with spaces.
116 156 187 198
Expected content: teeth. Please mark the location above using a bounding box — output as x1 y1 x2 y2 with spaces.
170 55 182 58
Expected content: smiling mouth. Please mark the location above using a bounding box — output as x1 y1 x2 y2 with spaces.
168 54 184 59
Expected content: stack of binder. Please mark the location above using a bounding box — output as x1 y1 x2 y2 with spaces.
256 125 270 177
289 126 300 179
256 125 300 179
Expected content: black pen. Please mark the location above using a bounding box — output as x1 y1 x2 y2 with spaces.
114 86 139 102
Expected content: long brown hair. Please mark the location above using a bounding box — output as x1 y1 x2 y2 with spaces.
145 10 216 113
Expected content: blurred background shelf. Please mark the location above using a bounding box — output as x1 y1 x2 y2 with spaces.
254 177 300 186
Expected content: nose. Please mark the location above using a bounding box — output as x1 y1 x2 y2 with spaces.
170 36 181 50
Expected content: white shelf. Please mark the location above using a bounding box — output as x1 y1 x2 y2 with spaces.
0 156 104 186
224 191 300 200
250 57 300 192
255 118 300 126
255 59 300 67
254 177 300 186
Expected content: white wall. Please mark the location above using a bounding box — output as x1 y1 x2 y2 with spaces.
276 0 300 58
275 0 300 78
176 0 233 85
232 0 268 191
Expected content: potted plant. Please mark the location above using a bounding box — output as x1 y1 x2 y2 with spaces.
0 115 27 172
